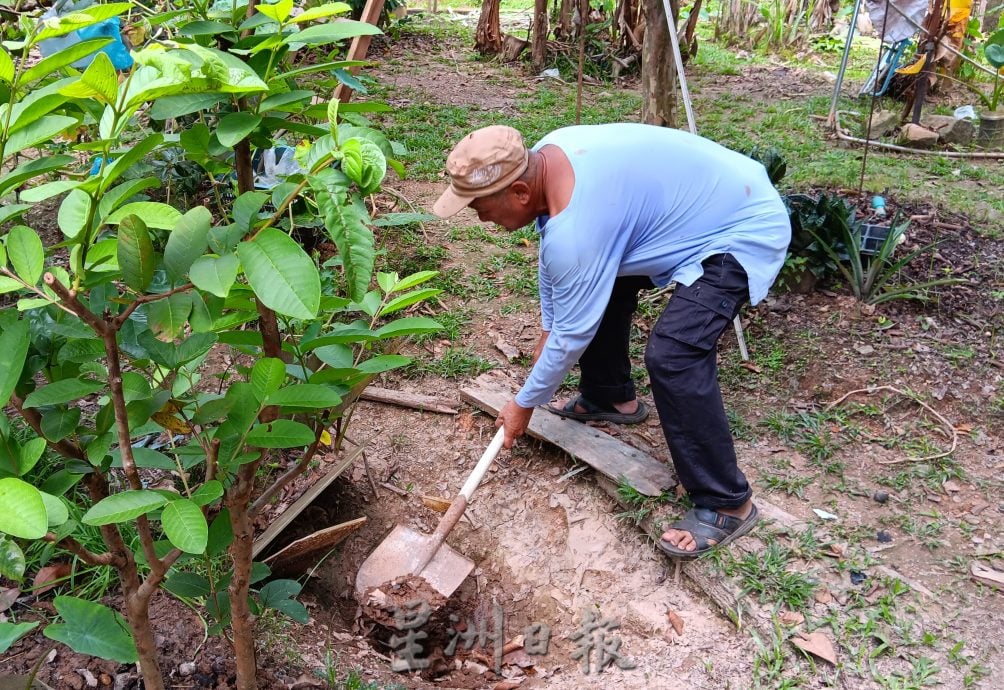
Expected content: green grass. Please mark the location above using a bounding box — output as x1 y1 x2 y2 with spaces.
733 542 817 609
411 346 494 378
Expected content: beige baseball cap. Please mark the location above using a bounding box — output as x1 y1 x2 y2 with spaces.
432 125 529 218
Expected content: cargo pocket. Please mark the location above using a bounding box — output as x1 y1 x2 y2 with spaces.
654 283 739 351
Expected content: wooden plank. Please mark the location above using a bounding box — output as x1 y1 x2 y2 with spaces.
252 443 364 558
459 373 675 497
333 0 386 103
263 516 367 577
360 386 458 415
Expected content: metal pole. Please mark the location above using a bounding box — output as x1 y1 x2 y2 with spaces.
660 0 749 360
828 0 863 128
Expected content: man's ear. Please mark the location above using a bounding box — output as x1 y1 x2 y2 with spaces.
508 181 532 205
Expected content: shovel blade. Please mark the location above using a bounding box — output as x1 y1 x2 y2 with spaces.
355 524 475 600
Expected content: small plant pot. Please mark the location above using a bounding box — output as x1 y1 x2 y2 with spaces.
859 223 891 256
977 111 1004 150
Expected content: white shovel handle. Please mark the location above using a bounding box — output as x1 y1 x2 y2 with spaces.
459 426 506 500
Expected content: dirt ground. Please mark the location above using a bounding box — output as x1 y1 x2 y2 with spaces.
3 14 1003 690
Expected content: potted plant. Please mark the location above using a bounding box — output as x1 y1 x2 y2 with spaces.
978 29 1004 149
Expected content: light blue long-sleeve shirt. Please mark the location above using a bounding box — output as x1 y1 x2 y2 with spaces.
514 124 791 409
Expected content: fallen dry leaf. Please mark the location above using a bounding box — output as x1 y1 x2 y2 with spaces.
421 495 451 513
33 563 72 595
740 361 762 373
779 611 804 626
942 479 962 493
954 423 973 433
823 543 846 559
0 587 20 612
493 681 523 690
970 562 1004 590
792 631 837 665
667 610 685 636
814 588 833 604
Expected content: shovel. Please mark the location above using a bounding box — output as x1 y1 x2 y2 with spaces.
355 426 506 600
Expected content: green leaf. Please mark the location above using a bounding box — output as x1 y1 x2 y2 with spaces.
60 52 118 104
44 596 138 663
161 499 208 554
313 184 374 302
110 447 175 471
35 3 132 40
0 204 32 227
190 480 223 507
97 177 161 220
271 598 309 624
108 202 181 230
372 214 439 229
40 491 69 527
2 115 79 158
116 215 155 293
6 225 44 286
257 0 294 22
0 50 13 84
266 384 341 409
57 189 94 240
81 490 168 526
190 253 238 298
19 179 81 203
237 229 320 320
217 112 262 148
374 316 442 339
0 478 47 538
379 288 441 317
18 437 46 476
251 358 286 401
986 43 1004 70
259 89 313 113
207 509 233 557
20 37 110 84
23 378 103 408
0 622 38 654
0 537 26 581
246 420 315 448
233 191 270 232
41 407 81 442
149 93 227 121
0 155 74 199
164 207 211 282
0 320 29 409
356 354 410 374
285 21 382 46
147 291 192 342
291 1 351 22
98 134 165 194
179 20 237 36
392 272 439 293
163 571 211 598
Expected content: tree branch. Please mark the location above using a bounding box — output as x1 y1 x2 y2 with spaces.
115 283 194 327
9 393 86 462
43 272 107 335
45 533 121 568
250 433 322 517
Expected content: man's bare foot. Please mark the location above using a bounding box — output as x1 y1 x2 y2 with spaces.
661 499 754 553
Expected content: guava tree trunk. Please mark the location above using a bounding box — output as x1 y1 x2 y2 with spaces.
476 0 503 55
228 467 260 690
641 0 678 127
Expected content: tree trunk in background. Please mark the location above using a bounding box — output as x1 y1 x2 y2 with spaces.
558 0 574 39
476 0 503 55
641 0 678 127
532 0 549 70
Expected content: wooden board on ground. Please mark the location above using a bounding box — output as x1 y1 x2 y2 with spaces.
459 372 675 497
263 517 367 577
252 443 364 558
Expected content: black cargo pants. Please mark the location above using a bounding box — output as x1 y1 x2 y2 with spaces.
577 253 752 509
